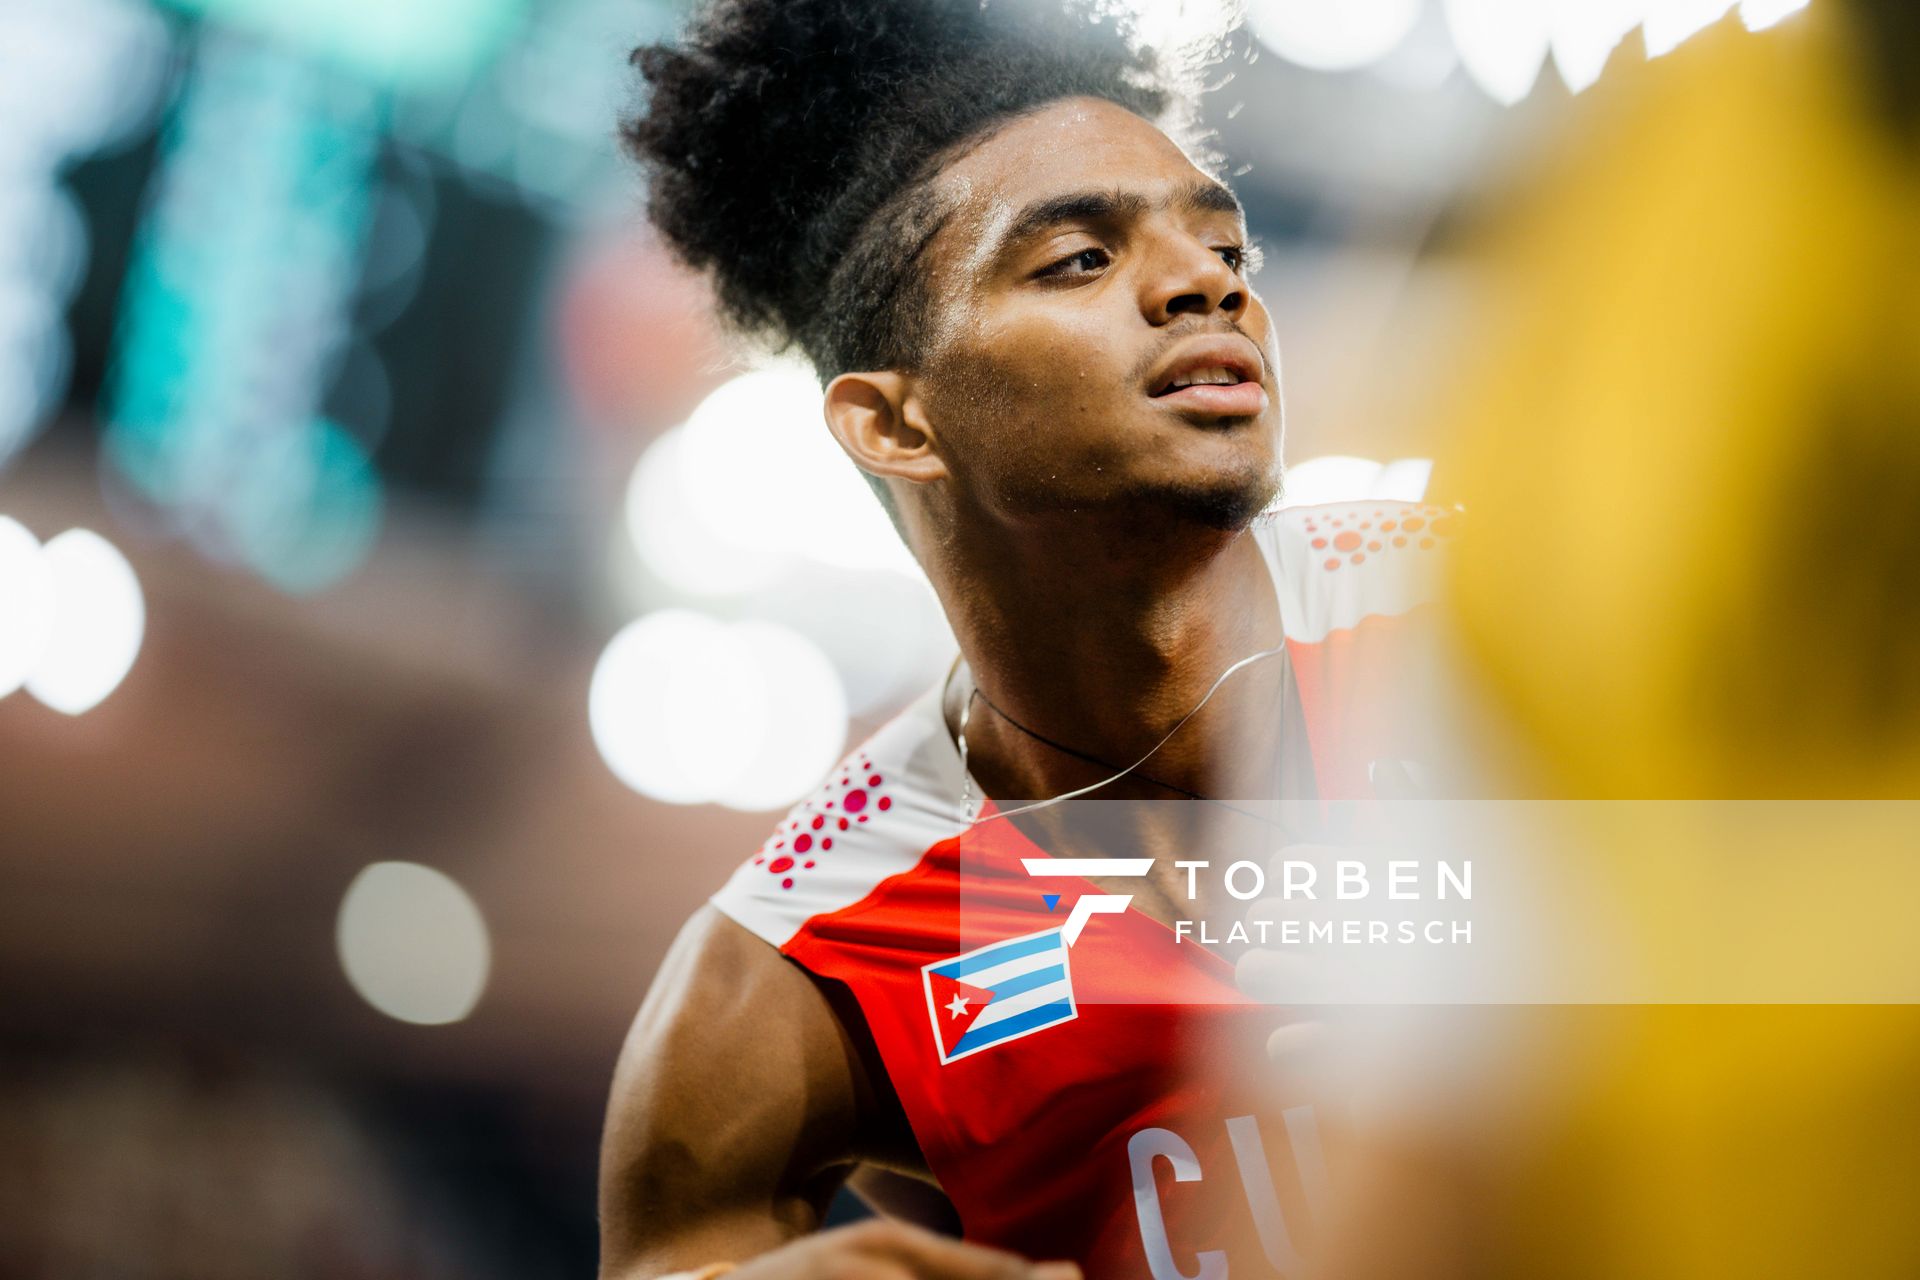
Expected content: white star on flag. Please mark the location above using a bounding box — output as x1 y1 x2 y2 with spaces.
923 928 1075 1064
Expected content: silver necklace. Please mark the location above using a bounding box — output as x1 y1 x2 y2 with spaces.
950 640 1290 825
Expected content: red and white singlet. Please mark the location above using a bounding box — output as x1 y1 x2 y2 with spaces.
711 501 1452 1277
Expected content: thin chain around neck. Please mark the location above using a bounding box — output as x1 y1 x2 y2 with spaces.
969 682 1213 801
949 643 1290 827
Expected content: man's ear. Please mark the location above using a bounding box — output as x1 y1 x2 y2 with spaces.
823 371 947 485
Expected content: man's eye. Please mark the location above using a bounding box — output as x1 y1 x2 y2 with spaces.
1216 245 1247 273
1037 247 1110 278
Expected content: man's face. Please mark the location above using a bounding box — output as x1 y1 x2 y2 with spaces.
912 96 1283 532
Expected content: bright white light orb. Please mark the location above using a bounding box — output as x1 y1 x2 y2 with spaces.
1110 0 1241 62
1539 0 1804 95
1740 0 1810 31
336 862 490 1026
1443 0 1551 104
625 365 916 599
1370 457 1436 503
1550 0 1645 94
589 610 754 804
716 621 850 812
0 517 54 698
626 430 779 597
25 527 144 715
1279 456 1383 508
1278 455 1433 509
750 567 955 718
1244 0 1423 72
589 609 847 810
1643 0 1736 56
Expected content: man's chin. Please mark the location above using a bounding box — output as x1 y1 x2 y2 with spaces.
1140 465 1283 532
1147 413 1284 530
998 451 1280 533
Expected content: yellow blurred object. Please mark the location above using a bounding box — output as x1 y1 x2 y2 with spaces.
1410 5 1920 1276
1443 4 1920 800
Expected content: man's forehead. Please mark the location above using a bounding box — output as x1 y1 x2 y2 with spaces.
925 97 1231 272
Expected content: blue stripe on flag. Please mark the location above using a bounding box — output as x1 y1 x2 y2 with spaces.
931 930 1060 979
980 963 1065 1003
952 999 1075 1054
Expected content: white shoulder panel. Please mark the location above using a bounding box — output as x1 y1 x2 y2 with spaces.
711 678 973 949
1252 500 1455 644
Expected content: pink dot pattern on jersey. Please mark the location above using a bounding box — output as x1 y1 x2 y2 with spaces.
755 752 892 889
1313 504 1457 572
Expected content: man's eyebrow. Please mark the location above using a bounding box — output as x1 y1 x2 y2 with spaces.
998 189 1150 253
990 179 1247 262
1179 178 1245 222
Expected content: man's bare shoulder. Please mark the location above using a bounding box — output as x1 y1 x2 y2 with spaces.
598 906 865 1272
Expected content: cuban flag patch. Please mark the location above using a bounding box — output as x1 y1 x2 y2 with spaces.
922 928 1076 1065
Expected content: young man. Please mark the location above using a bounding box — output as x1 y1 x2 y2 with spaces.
599 2 1446 1276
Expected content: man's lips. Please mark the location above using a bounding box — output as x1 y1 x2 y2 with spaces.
1152 381 1268 416
1147 335 1269 418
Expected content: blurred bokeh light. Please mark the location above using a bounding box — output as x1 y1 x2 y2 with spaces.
625 363 920 594
1279 455 1434 508
25 526 146 715
0 516 56 697
590 610 848 810
1244 0 1424 72
337 861 492 1026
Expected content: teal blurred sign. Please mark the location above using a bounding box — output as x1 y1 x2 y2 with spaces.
105 35 385 592
160 0 529 90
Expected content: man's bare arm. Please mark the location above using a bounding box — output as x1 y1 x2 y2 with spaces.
599 907 1084 1280
599 905 862 1275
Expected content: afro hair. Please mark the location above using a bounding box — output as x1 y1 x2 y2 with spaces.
621 0 1184 379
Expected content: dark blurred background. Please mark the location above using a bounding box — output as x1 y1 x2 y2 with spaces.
0 0 1813 1272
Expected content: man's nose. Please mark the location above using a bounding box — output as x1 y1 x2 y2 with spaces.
1140 236 1247 325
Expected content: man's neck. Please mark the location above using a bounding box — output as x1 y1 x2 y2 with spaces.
926 515 1285 806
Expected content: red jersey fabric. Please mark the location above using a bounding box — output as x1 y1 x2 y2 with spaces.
711 501 1452 1277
